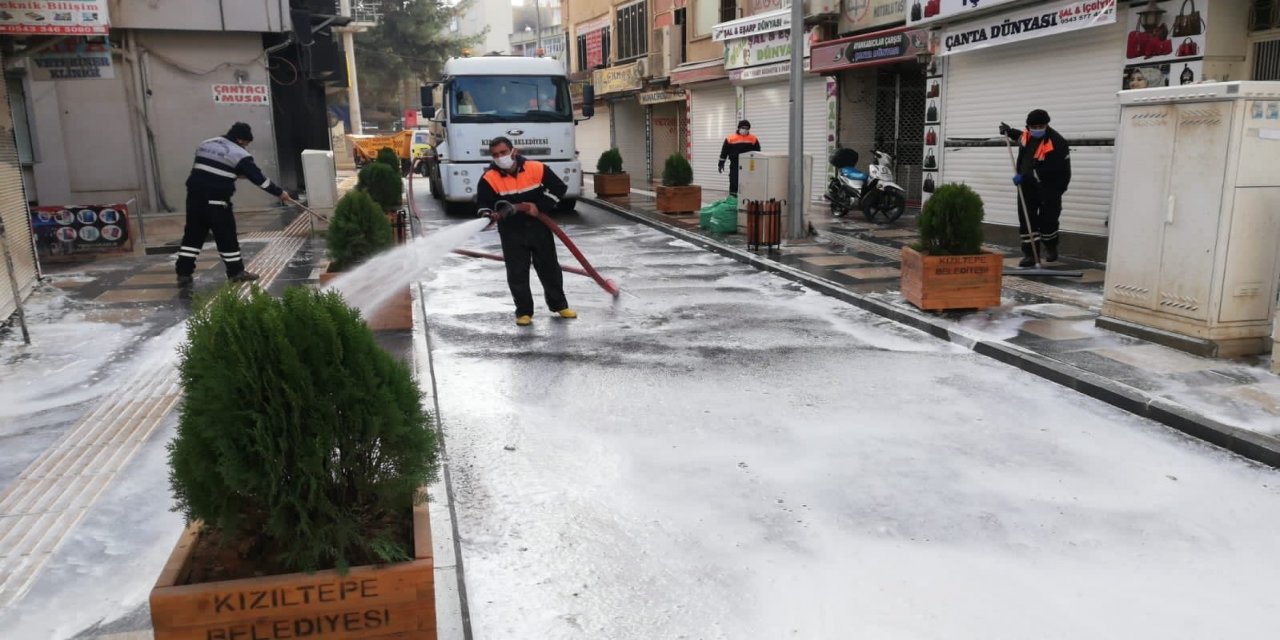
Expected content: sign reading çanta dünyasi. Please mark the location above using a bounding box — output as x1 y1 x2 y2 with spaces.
940 0 1115 55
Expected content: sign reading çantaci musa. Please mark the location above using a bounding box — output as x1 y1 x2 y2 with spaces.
941 0 1115 55
212 83 270 105
0 0 109 34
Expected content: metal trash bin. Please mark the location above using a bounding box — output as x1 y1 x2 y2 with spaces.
746 199 782 252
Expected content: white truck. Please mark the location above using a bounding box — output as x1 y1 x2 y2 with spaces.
419 56 595 216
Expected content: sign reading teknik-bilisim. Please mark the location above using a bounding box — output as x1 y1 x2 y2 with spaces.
212 83 270 105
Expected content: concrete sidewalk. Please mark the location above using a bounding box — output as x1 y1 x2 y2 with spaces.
584 188 1280 469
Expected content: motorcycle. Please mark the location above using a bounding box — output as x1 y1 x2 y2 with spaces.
825 148 907 223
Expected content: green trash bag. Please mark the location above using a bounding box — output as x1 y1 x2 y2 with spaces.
699 196 738 233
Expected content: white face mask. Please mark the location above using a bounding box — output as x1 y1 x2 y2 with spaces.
738 128 749 136
494 154 515 170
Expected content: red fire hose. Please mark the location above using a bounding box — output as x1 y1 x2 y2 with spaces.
407 157 620 298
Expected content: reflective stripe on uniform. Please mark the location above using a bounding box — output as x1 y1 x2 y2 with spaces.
177 245 201 257
195 164 237 179
259 178 272 189
208 200 229 206
481 160 547 196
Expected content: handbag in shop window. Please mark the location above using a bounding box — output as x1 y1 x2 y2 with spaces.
924 0 940 19
925 128 937 146
924 150 937 170
1177 37 1198 57
911 0 921 21
923 175 936 193
1172 0 1204 37
927 101 938 122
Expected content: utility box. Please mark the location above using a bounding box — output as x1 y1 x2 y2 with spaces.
301 150 338 210
737 152 811 233
1099 82 1280 357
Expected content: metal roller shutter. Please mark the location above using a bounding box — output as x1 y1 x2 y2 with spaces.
941 17 1124 234
612 99 647 184
688 83 736 193
577 103 612 176
0 62 37 323
744 75 831 203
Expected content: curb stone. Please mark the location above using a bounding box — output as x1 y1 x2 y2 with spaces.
585 197 1280 471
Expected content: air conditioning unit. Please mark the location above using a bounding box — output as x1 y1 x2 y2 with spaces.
634 56 649 78
655 24 684 75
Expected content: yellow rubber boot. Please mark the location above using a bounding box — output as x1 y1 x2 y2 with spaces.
516 315 533 326
557 309 578 319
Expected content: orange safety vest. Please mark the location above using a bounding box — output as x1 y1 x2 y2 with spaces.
481 159 546 198
725 133 759 145
1020 130 1055 161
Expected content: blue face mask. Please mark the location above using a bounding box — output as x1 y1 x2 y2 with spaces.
1029 128 1047 139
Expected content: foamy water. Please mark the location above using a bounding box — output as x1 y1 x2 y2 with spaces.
324 218 491 320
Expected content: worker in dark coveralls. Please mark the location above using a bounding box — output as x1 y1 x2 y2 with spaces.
176 122 292 286
1000 109 1071 267
475 136 577 327
718 119 761 196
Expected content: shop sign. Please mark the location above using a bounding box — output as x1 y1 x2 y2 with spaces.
841 0 907 33
725 26 815 70
0 0 109 35
593 61 644 95
30 203 131 257
713 8 790 42
31 39 113 81
638 89 688 105
213 83 270 105
940 0 1116 56
669 60 730 85
746 0 840 16
906 0 1022 27
729 61 793 81
810 28 929 72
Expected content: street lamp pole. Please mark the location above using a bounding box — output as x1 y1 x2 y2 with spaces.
786 0 804 239
534 0 543 55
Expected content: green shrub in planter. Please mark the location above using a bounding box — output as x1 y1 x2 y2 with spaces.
661 153 693 187
917 183 985 256
596 148 624 174
327 190 394 271
169 286 438 575
362 161 404 211
376 146 401 170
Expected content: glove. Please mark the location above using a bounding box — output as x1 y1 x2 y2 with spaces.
1012 174 1023 186
999 122 1011 136
718 160 725 173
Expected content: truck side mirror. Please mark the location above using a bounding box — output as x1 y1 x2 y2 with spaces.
582 85 595 118
420 86 434 117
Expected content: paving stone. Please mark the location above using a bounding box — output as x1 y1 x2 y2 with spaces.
122 273 183 286
866 228 918 239
1094 344 1220 375
801 255 867 267
836 266 902 280
1214 383 1280 416
1015 303 1097 321
94 287 179 303
1017 319 1098 341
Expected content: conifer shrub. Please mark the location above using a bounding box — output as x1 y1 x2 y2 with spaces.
169 286 438 575
661 153 693 187
596 148 624 174
917 183 985 256
375 146 402 170
362 161 404 211
327 189 394 271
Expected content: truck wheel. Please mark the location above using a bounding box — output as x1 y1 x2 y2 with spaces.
429 169 443 200
444 201 476 217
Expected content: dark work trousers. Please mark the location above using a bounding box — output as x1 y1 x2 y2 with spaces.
175 193 245 277
498 217 568 317
727 157 742 195
1017 178 1064 258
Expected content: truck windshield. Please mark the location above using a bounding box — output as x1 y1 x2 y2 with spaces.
449 76 572 123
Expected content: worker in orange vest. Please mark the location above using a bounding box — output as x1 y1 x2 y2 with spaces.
1000 109 1071 267
718 119 761 195
476 136 577 326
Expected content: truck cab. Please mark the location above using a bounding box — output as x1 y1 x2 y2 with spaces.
420 56 594 216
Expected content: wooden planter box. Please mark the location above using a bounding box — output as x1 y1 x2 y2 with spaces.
655 185 702 214
319 271 413 332
150 490 435 639
900 246 1003 311
593 172 631 197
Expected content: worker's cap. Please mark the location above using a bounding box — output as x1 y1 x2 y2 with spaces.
1025 109 1051 127
226 122 254 142
737 119 751 129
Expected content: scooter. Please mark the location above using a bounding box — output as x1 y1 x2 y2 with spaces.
825 148 907 224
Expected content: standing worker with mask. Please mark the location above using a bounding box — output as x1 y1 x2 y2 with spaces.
718 119 761 196
176 122 293 287
1000 109 1071 267
475 136 577 327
